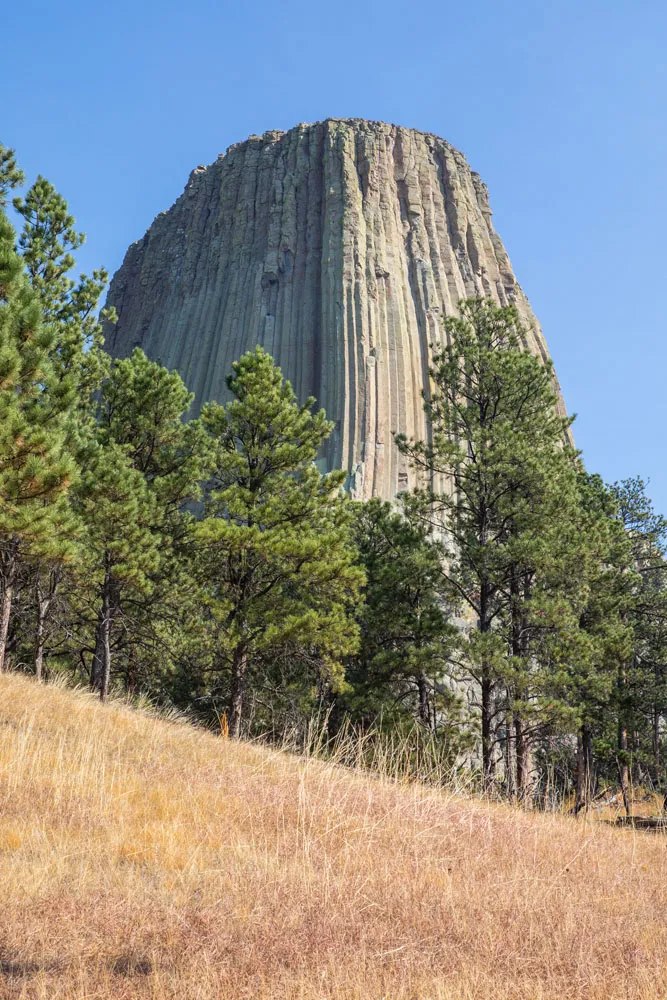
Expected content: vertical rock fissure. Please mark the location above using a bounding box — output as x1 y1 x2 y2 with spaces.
104 119 564 499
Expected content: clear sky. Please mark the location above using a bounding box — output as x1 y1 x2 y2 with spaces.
5 0 667 509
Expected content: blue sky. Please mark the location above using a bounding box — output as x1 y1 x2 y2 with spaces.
6 0 667 509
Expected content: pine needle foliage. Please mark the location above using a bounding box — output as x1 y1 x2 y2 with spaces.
196 347 363 736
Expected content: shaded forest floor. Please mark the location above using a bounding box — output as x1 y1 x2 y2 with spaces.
1 672 666 999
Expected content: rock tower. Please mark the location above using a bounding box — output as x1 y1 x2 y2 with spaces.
105 119 561 498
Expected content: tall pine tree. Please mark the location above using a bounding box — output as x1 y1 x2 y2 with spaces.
0 146 77 671
196 348 362 737
76 349 211 700
398 299 580 790
11 171 112 678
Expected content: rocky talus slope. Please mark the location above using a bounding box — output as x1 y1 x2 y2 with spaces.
105 119 561 498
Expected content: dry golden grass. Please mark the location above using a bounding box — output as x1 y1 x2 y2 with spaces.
1 673 667 999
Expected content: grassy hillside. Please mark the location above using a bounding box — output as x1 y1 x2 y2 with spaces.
1 674 666 999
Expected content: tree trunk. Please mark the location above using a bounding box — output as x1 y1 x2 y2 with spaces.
480 682 494 789
91 564 117 702
617 658 631 819
509 566 531 802
34 607 45 682
0 585 12 674
229 643 248 738
653 703 661 790
0 538 19 673
513 571 534 803
91 587 111 700
505 709 515 801
574 724 592 816
515 714 530 802
585 727 594 800
100 614 112 702
33 567 60 682
618 717 631 818
479 576 495 790
418 671 430 727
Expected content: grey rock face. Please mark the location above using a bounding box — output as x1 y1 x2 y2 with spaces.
105 119 562 499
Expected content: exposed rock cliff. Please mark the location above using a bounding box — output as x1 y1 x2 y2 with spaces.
105 119 561 498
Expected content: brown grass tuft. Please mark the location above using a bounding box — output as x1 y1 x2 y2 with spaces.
1 671 666 998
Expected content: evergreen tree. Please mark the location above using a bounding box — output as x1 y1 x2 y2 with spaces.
609 477 667 811
398 299 580 790
196 348 362 737
345 498 461 734
79 442 158 699
75 349 212 700
0 146 24 205
13 172 111 448
0 146 76 671
557 473 635 814
11 171 112 677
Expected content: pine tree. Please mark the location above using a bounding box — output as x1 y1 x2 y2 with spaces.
76 349 212 700
345 498 461 734
552 473 636 815
0 146 76 671
397 299 580 790
609 478 667 812
10 171 112 678
0 147 24 205
80 443 158 700
196 348 363 737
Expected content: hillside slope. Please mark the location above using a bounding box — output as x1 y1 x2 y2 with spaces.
1 673 666 999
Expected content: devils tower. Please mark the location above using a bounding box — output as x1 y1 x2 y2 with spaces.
105 119 560 499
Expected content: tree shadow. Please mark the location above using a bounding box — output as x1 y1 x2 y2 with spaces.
0 956 60 978
110 953 153 976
